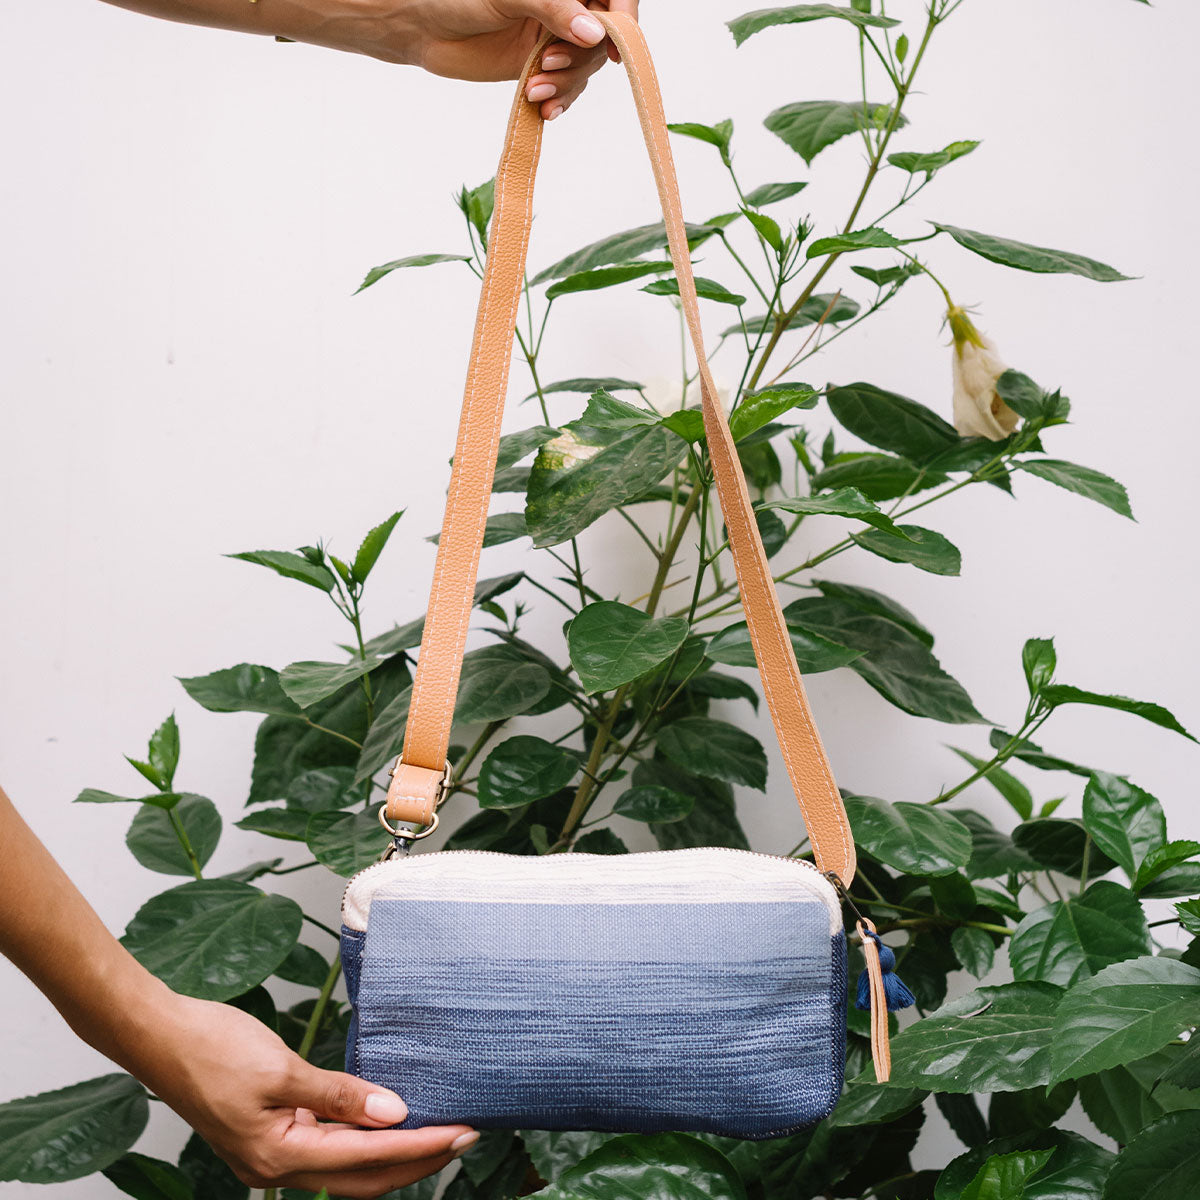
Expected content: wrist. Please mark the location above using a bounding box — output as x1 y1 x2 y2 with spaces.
254 0 424 66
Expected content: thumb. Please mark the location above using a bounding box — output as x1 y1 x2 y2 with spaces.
506 0 608 49
285 1061 409 1128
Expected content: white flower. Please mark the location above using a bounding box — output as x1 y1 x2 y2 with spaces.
948 306 1019 441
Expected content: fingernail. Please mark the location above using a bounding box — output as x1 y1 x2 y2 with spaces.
547 105 564 122
363 1091 408 1124
542 52 570 69
451 1131 480 1159
527 82 557 102
570 13 605 44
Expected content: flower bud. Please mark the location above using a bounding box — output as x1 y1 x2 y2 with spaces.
948 306 1019 441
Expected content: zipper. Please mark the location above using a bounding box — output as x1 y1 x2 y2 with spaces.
341 843 836 921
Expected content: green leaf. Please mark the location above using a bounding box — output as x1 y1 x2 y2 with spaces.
121 879 302 1000
844 794 973 876
934 223 1133 282
765 100 906 165
743 180 808 207
994 370 1048 420
1040 685 1196 742
1177 899 1200 935
762 486 907 535
353 684 412 783
284 766 359 813
667 119 733 165
497 426 557 469
828 1079 927 1127
851 260 923 288
1160 1038 1200 1090
806 227 902 259
1078 1050 1200 1143
949 749 1034 819
811 452 947 501
1012 817 1117 877
103 1152 194 1200
1082 771 1167 882
642 275 747 306
573 828 630 855
888 982 1064 1092
127 794 222 875
532 220 723 284
815 579 934 646
459 177 495 247
1009 881 1152 987
525 423 686 547
613 785 695 823
741 206 784 252
953 926 997 979
568 601 690 694
148 714 180 788
986 1084 1076 1141
306 808 382 877
989 729 1093 778
936 1131 1114 1200
234 806 310 842
274 942 331 988
826 381 959 462
535 378 644 401
178 1132 249 1200
889 140 980 177
853 524 962 575
352 510 403 583
1138 840 1200 889
729 5 898 47
706 620 863 673
546 260 674 301
455 645 551 723
656 717 768 790
179 664 300 717
478 735 579 809
577 390 661 431
522 1132 617 1184
355 252 470 294
530 1131 747 1200
1103 1112 1200 1200
685 671 760 711
729 383 817 441
1022 637 1057 695
955 808 1038 879
786 596 984 723
0 1074 149 1184
75 787 180 810
1019 459 1133 519
1141 864 1200 898
278 657 383 709
227 549 335 592
960 1150 1053 1200
1050 956 1200 1082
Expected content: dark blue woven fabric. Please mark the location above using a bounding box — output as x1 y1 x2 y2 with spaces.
342 897 846 1139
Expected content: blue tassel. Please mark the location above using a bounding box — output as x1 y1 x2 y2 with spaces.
855 932 917 1012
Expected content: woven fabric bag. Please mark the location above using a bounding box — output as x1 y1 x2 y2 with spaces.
340 11 894 1138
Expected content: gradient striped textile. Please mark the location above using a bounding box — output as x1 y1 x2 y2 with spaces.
341 848 847 1139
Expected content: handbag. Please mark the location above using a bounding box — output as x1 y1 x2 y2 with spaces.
340 11 903 1139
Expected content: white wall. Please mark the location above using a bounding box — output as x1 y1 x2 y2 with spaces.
1 0 1196 1194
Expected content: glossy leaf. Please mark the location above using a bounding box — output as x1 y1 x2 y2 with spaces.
815 579 934 646
935 1131 1114 1200
1081 771 1166 881
953 927 997 979
122 879 302 1001
103 1152 194 1200
729 383 818 441
75 787 179 811
1009 882 1152 987
888 982 1063 1092
613 785 694 824
546 260 674 301
531 1131 747 1200
706 620 861 674
355 252 470 293
955 809 1038 879
532 221 722 284
179 664 300 717
0 1074 149 1184
576 390 661 432
568 601 690 694
853 523 962 575
352 511 403 583
536 378 643 400
1022 638 1057 695
728 4 898 46
743 180 808 207
811 452 947 501
353 684 412 783
478 735 579 809
950 750 1034 819
274 942 331 989
667 119 733 165
126 793 222 876
807 227 901 259
844 794 973 876
828 1079 927 1127
960 1150 1052 1200
1050 957 1200 1082
1103 1112 1200 1200
306 809 382 877
826 381 959 461
765 100 906 165
279 657 383 709
1078 1050 1200 1144
656 718 768 790
628 759 741 851
642 275 746 306
762 486 908 535
227 550 335 593
178 1132 249 1200
934 223 1132 282
889 140 980 176
1012 818 1117 877
148 714 180 788
234 806 310 842
1020 459 1133 519
455 645 551 724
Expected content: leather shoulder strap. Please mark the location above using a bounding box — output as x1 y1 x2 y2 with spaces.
387 11 856 887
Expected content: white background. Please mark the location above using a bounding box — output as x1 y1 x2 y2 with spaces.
1 0 1196 1194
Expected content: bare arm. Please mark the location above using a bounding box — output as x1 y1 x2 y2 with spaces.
0 786 476 1197
98 0 640 118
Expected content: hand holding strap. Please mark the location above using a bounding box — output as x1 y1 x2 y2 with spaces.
387 12 856 890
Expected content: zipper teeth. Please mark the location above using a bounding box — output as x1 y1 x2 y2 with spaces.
340 844 831 919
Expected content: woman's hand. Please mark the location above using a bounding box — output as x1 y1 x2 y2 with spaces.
137 989 477 1197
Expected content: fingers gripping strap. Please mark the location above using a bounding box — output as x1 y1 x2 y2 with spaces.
390 13 856 886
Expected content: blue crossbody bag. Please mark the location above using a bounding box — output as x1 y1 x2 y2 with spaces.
340 12 898 1139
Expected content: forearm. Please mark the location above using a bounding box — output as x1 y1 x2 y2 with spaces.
0 787 174 1074
97 0 425 65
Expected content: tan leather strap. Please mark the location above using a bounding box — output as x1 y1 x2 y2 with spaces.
857 919 892 1082
388 11 856 888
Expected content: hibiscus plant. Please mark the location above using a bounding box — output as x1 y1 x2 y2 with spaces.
3 2 1198 1199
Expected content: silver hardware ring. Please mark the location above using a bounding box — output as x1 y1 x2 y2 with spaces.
378 805 440 841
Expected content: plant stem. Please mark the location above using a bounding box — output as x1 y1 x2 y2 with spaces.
167 808 204 880
298 953 343 1060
